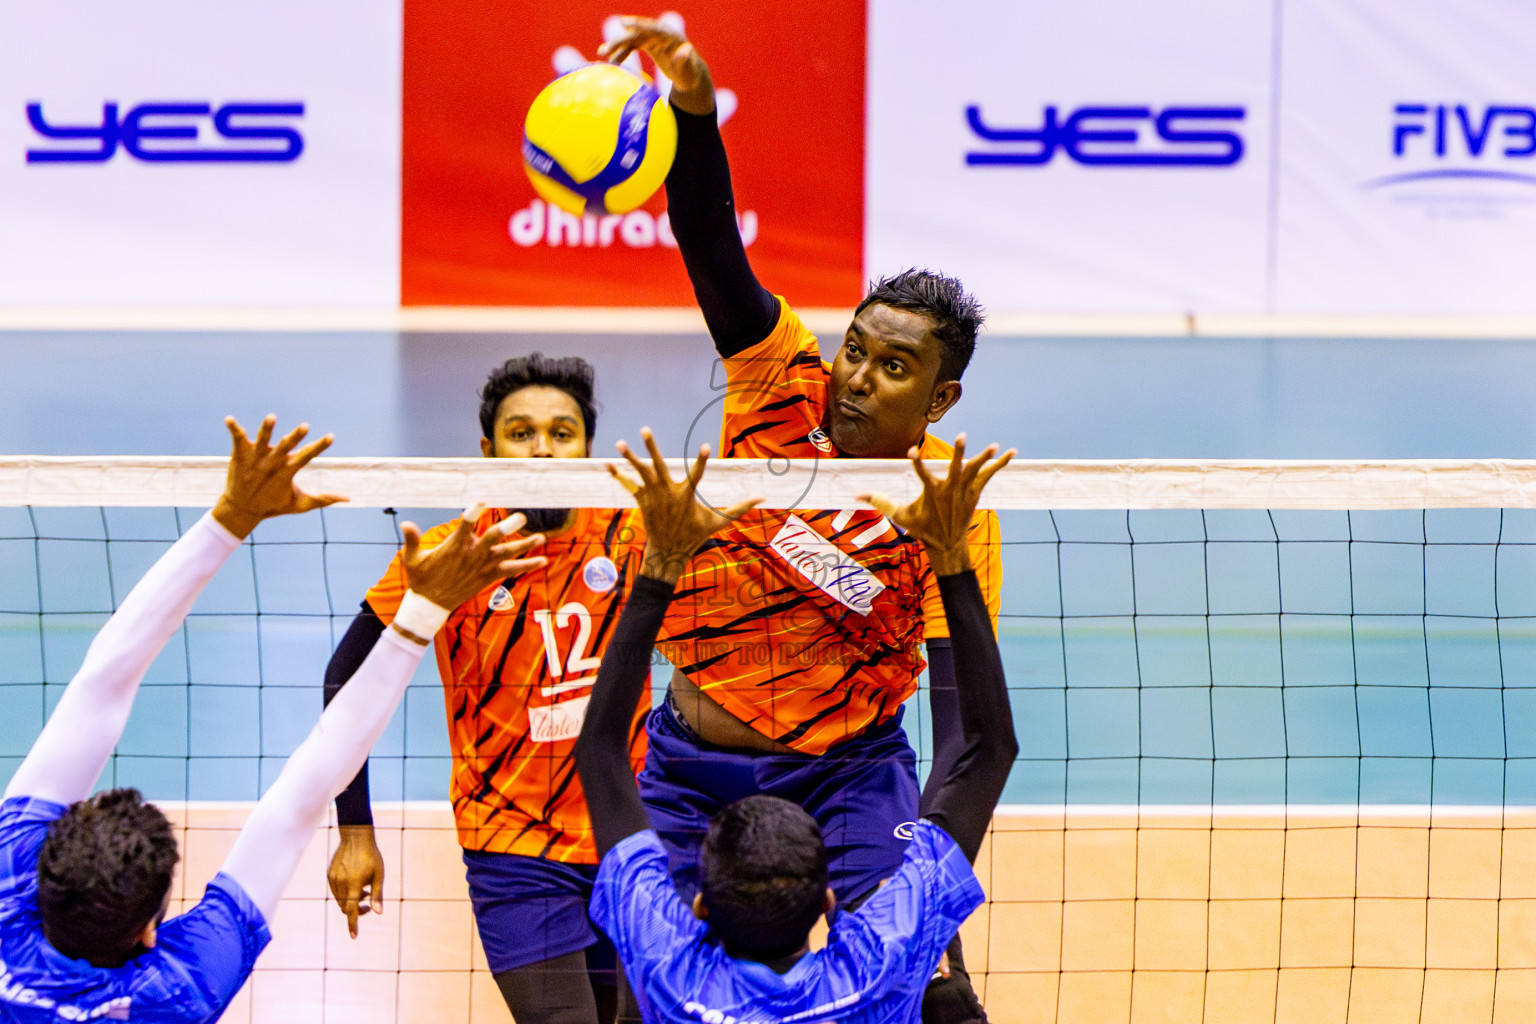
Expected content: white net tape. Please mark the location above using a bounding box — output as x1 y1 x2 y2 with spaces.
7 456 1536 509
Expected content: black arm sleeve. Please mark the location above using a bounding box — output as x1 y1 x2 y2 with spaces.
323 604 387 827
920 573 1019 864
573 575 673 856
665 106 780 357
920 641 963 810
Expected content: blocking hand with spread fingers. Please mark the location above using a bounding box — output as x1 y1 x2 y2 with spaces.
860 434 1015 577
608 427 761 584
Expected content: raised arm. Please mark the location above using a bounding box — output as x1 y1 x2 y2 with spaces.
321 605 387 937
600 18 779 356
221 510 547 921
574 429 759 855
4 416 344 807
864 439 1019 863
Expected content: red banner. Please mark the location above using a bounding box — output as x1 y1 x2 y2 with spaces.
402 2 865 307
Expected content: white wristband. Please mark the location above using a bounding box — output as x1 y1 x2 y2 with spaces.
392 591 450 642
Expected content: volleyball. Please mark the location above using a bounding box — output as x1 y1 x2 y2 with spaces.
522 62 678 217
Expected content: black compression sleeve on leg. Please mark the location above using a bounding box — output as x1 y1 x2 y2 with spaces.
493 951 601 1024
323 604 386 827
665 106 780 357
574 575 674 855
921 572 1019 863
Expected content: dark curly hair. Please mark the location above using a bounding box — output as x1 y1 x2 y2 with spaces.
36 788 179 966
700 795 828 961
477 353 598 443
855 269 985 383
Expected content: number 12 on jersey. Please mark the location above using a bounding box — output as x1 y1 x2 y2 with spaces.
533 601 602 696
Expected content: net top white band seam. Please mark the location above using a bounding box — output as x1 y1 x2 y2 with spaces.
8 456 1536 509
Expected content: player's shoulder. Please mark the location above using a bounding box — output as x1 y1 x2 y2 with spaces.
0 796 67 894
576 506 644 547
595 829 669 887
723 297 822 369
145 874 270 1012
592 831 704 940
849 822 982 931
0 795 67 832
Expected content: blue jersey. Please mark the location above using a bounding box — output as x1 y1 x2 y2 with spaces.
591 821 983 1024
0 797 270 1023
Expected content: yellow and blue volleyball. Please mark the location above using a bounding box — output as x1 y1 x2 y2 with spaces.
522 63 678 217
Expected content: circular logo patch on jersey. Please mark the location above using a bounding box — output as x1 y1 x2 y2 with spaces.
487 585 513 611
808 427 834 453
583 556 619 593
893 821 916 841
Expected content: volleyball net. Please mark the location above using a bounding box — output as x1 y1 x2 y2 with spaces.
6 455 1536 1024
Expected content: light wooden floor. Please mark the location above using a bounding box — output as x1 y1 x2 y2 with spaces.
161 805 1536 1024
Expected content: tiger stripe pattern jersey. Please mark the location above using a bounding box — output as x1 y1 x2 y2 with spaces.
657 300 1003 756
366 507 649 862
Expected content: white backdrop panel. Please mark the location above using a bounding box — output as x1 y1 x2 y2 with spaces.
0 0 401 307
1274 0 1536 314
866 0 1274 315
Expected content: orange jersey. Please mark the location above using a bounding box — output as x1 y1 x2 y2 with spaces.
366 507 649 863
658 300 1003 756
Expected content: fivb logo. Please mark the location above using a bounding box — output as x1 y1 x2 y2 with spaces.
510 12 756 250
1365 103 1536 188
964 104 1245 167
26 102 304 163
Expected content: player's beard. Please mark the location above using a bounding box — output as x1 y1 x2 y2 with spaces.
511 507 574 535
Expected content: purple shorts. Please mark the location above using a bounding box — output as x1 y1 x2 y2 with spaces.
461 849 616 977
637 699 920 911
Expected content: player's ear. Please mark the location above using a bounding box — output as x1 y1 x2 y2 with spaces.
926 380 962 423
691 892 709 921
480 436 494 457
822 888 836 915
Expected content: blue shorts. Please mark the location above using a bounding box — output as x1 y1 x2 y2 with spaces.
637 700 920 911
461 849 616 978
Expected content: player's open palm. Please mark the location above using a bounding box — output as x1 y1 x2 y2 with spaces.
862 435 1015 576
401 510 547 612
212 415 347 538
610 428 760 584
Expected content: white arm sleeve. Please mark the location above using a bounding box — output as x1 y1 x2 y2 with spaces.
4 512 242 806
219 625 429 921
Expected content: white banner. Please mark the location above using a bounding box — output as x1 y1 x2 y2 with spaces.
866 0 1274 315
1273 0 1536 314
5 2 1536 317
0 0 400 307
868 0 1536 318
